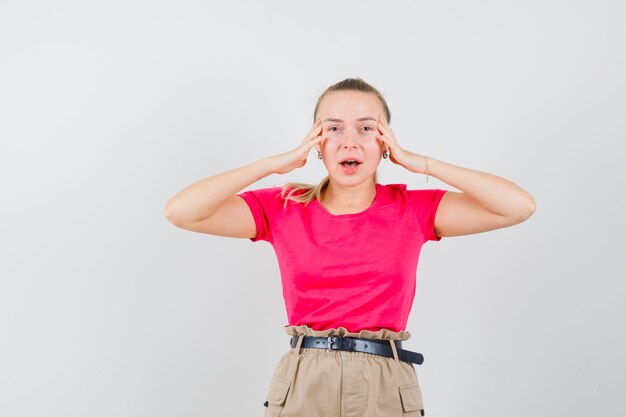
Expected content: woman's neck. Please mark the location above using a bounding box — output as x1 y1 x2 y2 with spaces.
319 180 377 213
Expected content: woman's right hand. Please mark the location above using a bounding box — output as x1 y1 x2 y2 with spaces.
267 119 323 174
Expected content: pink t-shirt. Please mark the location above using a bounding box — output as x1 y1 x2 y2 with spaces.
237 183 447 333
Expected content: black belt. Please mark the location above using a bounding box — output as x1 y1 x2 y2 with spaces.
290 335 424 365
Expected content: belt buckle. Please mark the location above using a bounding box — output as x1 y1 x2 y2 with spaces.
327 336 341 350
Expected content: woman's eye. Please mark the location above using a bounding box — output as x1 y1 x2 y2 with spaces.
362 126 373 131
328 126 339 131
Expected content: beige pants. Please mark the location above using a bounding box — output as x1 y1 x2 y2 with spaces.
263 325 425 417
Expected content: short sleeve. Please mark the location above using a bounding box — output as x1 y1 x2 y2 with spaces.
236 187 283 243
407 188 448 242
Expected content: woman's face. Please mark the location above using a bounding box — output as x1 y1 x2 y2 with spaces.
315 91 387 187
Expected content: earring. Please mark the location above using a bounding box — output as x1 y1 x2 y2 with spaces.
382 151 388 159
317 151 322 160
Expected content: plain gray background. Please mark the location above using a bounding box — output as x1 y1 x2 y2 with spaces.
1 1 624 416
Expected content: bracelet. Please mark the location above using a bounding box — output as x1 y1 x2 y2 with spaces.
424 155 430 183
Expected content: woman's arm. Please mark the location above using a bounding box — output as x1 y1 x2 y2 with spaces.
164 159 274 237
375 114 536 237
420 157 535 237
165 158 273 224
164 120 323 238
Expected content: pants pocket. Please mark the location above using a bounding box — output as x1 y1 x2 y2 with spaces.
398 383 425 416
264 374 291 417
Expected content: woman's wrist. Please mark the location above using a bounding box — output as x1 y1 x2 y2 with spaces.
405 152 431 177
257 156 280 176
423 155 431 182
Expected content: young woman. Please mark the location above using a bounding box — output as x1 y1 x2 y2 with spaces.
164 78 536 417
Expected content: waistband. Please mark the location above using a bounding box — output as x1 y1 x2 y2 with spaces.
283 324 411 341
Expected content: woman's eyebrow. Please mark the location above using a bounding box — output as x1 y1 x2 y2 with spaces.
323 117 377 123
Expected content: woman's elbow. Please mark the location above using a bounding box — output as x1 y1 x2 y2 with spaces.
514 194 537 223
164 198 183 226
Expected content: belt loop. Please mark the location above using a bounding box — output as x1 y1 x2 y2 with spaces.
389 339 400 362
295 334 304 355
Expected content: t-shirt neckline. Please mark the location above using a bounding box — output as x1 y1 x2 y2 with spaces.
312 183 381 219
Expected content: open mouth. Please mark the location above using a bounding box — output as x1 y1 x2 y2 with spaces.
338 159 362 175
340 160 362 168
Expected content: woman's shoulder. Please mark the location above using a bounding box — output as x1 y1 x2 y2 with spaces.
239 185 283 197
377 183 447 204
377 183 408 199
379 182 444 194
239 184 312 206
378 183 407 192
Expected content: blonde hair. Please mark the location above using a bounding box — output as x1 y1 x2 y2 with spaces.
281 77 390 206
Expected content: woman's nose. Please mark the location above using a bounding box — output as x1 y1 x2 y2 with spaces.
341 131 359 149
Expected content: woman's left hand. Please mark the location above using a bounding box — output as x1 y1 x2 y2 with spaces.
376 114 426 174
